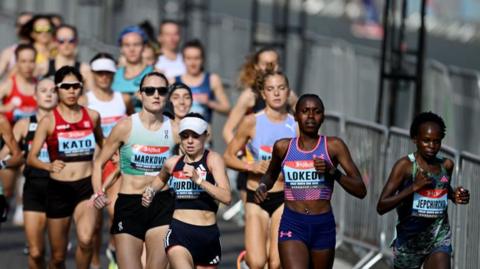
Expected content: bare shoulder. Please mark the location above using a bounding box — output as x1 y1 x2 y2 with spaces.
443 158 454 172
85 107 101 121
238 88 256 107
273 138 292 155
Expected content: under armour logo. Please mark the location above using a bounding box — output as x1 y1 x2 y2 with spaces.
209 255 220 264
440 176 449 183
280 231 292 238
118 221 123 231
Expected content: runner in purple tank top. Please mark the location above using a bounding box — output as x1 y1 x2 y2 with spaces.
255 94 367 268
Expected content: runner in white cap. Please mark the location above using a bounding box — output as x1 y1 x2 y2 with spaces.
143 113 231 269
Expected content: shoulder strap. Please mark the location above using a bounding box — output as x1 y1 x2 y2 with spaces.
407 153 417 180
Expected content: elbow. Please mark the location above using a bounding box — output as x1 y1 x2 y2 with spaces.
376 202 387 215
26 154 34 167
223 195 232 206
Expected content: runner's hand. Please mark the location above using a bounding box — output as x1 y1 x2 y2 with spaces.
183 164 200 183
142 186 155 207
413 169 432 192
250 160 270 175
49 160 66 173
254 183 268 203
93 192 110 209
454 186 470 204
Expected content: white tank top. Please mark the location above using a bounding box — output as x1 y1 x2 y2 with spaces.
154 53 186 78
87 91 127 136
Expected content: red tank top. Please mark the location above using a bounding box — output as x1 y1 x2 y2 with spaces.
47 107 96 162
3 75 37 123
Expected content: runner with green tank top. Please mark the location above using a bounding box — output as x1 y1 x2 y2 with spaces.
92 72 178 269
377 112 470 269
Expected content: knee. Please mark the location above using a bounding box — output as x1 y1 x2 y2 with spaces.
28 247 45 261
246 254 266 269
50 251 66 265
77 233 93 250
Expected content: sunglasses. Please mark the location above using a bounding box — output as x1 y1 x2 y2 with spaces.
140 86 168 96
57 37 77 44
179 132 202 139
56 82 83 90
33 26 53 34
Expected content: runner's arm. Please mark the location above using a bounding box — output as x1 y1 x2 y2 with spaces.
92 118 130 193
208 73 230 114
26 114 54 171
0 116 22 168
203 151 231 205
222 89 254 143
223 114 254 172
327 137 367 199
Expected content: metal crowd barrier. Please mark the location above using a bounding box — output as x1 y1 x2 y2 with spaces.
453 151 480 269
322 116 479 269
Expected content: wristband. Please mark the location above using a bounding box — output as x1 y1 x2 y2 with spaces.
0 160 6 170
331 168 343 181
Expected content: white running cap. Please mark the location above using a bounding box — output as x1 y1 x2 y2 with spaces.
91 58 117 73
179 117 208 135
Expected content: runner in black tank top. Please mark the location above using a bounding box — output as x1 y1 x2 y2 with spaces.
12 78 57 268
143 113 231 269
39 25 92 90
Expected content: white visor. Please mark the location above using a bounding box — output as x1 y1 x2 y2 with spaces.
179 117 208 135
91 58 117 73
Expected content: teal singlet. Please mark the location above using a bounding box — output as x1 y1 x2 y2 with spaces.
120 113 175 176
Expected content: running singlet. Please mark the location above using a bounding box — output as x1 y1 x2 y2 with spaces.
23 115 50 178
175 73 214 122
3 75 37 122
281 136 334 201
154 54 186 78
45 59 81 78
247 111 296 161
86 91 126 136
112 65 153 94
170 150 218 212
397 154 450 219
46 107 96 162
119 113 174 176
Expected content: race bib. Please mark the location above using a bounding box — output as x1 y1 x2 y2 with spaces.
283 160 332 200
412 187 448 218
130 145 170 173
13 106 36 122
28 141 50 163
101 115 124 137
259 145 272 161
57 130 96 158
170 166 207 199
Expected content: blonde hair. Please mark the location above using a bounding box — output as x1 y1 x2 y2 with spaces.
237 47 278 90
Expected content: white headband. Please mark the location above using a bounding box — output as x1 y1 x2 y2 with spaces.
179 117 208 135
90 58 117 73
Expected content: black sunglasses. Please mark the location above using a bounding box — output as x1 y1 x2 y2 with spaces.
140 86 169 96
56 82 83 90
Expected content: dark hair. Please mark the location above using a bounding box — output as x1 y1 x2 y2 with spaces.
238 47 279 89
159 20 180 34
182 39 205 59
184 112 206 121
295 94 324 113
409 112 446 139
55 24 78 39
138 20 156 42
16 12 33 25
54 65 83 85
89 52 116 65
139 71 169 89
20 15 54 43
168 82 192 99
255 68 289 94
14 43 36 58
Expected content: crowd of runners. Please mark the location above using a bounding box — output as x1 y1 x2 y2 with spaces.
0 11 471 269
